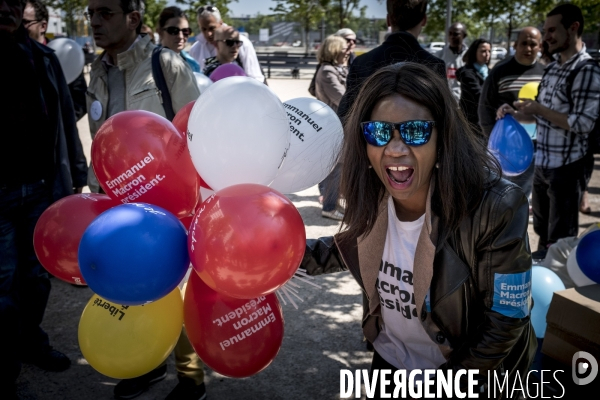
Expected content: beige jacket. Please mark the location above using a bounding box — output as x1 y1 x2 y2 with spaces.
86 35 200 192
314 63 347 113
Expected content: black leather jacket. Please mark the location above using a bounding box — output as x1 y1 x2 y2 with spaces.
302 177 536 398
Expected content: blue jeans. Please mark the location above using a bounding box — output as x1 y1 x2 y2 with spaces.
0 181 52 388
318 163 341 212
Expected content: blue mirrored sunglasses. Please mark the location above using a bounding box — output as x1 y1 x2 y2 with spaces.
360 120 435 147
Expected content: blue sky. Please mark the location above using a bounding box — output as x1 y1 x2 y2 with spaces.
167 0 388 19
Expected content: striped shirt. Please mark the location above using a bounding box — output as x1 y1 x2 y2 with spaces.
478 57 545 136
536 45 600 169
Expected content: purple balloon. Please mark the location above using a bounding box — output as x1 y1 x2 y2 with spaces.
210 63 247 82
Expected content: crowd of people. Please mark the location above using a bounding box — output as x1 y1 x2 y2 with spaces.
1 0 599 399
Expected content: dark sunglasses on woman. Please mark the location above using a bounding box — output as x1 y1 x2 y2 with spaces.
165 27 192 37
361 120 435 147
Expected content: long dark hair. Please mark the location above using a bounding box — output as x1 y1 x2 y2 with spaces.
462 38 491 65
158 6 188 30
338 62 500 242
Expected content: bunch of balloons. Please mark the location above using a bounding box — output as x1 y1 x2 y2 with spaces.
33 71 344 379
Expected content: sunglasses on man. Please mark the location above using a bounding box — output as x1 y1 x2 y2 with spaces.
197 5 218 13
165 26 192 37
22 18 42 26
345 38 356 45
218 39 243 47
361 120 435 147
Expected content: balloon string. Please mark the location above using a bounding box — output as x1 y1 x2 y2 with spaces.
275 290 287 306
286 280 301 288
284 284 299 293
291 274 320 288
281 286 298 309
287 286 304 302
294 268 312 277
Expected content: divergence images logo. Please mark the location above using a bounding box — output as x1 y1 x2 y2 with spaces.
572 351 598 386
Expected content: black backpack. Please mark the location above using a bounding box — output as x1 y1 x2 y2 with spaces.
151 46 176 121
565 58 600 153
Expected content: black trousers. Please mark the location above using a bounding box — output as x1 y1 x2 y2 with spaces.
532 157 585 250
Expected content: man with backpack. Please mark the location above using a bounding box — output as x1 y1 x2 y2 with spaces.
499 3 600 260
86 1 204 399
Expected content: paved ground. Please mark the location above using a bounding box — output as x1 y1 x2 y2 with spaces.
15 78 600 399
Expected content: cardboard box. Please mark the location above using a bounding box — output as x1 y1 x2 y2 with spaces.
541 284 600 365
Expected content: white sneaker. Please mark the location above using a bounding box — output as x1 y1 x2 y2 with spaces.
322 209 344 221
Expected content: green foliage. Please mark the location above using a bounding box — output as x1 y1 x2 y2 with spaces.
421 0 600 46
271 0 330 51
144 0 168 29
329 0 363 29
47 0 87 37
174 0 238 25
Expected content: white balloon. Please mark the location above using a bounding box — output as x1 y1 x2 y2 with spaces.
47 38 84 84
187 76 290 191
566 245 596 287
193 72 213 93
269 98 344 194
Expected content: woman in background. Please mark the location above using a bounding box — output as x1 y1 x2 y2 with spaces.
157 6 200 72
456 38 491 132
314 35 349 221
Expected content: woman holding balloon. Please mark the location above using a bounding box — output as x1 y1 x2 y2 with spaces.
301 63 536 395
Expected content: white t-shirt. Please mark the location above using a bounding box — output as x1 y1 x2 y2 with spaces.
189 32 265 83
372 197 446 371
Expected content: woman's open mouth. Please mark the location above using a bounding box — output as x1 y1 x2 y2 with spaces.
386 166 414 188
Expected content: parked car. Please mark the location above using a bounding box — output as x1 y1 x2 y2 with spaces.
492 46 508 59
423 42 445 54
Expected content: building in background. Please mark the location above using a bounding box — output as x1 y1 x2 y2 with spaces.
45 6 65 38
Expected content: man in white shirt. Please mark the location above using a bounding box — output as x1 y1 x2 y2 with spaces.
435 22 468 101
189 5 264 82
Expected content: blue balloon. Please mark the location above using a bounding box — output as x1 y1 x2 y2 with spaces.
530 266 565 338
488 114 534 176
576 230 600 284
78 203 189 305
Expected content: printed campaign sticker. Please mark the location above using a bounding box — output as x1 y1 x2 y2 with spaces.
90 100 102 121
491 271 532 318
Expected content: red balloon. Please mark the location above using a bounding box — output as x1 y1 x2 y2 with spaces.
92 110 200 218
188 184 305 299
184 272 284 378
179 214 194 231
172 101 195 137
210 63 247 82
33 194 117 285
172 101 212 190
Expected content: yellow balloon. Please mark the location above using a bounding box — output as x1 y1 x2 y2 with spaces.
78 289 183 379
518 82 540 100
